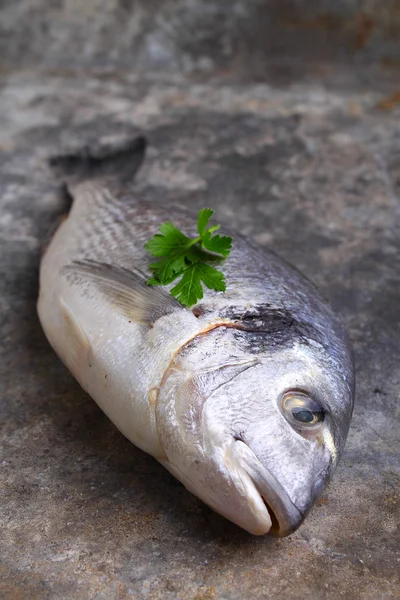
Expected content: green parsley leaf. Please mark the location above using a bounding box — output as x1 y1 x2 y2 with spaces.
170 263 226 306
144 222 190 257
145 208 232 307
197 208 214 235
148 251 188 283
201 230 232 258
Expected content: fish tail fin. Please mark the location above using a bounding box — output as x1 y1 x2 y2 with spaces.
48 135 147 186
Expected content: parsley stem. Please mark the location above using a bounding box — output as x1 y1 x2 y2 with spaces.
186 236 202 248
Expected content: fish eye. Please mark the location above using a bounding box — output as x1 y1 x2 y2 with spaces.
281 391 325 431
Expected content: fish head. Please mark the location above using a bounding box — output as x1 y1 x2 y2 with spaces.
156 319 354 536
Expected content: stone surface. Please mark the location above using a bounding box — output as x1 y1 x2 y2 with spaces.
1 0 399 86
0 1 399 599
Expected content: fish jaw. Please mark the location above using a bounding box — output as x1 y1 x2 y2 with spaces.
159 451 274 536
228 440 304 536
158 438 303 536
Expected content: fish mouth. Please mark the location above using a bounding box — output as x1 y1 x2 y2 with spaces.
232 440 304 537
261 497 280 536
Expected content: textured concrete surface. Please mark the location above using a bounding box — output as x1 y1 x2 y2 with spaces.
1 0 400 85
1 1 400 599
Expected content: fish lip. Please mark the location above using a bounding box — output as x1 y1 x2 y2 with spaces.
232 440 304 537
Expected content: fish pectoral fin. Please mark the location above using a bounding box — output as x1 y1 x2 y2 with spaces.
63 259 181 325
60 298 92 379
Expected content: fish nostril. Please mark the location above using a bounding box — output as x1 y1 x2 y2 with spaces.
192 306 205 318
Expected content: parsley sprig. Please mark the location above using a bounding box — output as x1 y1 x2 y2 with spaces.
145 209 232 307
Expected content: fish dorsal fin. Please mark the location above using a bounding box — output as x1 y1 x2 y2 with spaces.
64 259 181 325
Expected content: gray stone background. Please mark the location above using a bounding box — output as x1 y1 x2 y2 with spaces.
0 1 399 598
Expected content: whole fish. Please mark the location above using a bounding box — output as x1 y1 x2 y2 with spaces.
38 137 355 536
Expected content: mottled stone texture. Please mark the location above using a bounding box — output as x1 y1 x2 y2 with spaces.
1 0 400 84
0 1 399 599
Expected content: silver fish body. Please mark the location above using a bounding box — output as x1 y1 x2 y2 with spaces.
38 138 355 536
